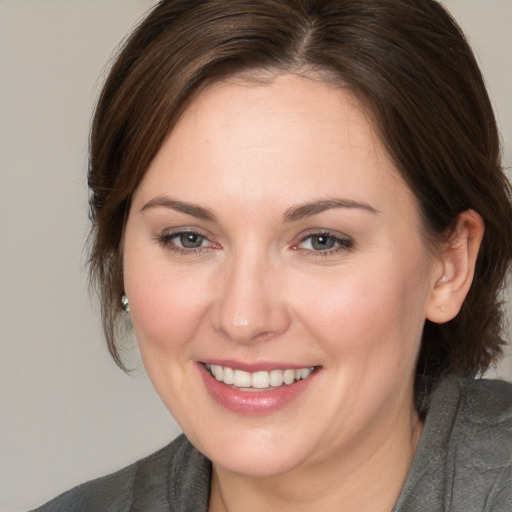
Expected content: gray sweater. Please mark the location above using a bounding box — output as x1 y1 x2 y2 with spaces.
31 375 512 511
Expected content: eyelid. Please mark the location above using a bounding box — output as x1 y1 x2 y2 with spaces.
291 230 354 255
156 227 221 253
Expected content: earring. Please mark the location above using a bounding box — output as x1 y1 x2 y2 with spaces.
121 295 130 313
438 304 447 313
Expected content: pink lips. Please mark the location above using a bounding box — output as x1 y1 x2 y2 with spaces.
197 362 318 415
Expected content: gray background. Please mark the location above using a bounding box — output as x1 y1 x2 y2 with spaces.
1 1 511 511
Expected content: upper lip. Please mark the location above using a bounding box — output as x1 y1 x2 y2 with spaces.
198 359 318 372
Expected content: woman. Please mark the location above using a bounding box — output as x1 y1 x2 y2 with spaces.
33 0 512 510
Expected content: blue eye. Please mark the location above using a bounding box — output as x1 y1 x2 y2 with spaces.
297 232 353 253
175 232 207 249
157 230 215 254
308 234 337 250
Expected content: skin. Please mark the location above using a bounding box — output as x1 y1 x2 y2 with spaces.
123 74 482 511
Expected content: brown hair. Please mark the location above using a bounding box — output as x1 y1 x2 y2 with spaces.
88 0 512 404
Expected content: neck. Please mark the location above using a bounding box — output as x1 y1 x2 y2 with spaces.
209 406 423 512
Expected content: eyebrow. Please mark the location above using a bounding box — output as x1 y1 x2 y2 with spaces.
283 199 379 222
141 196 217 222
141 196 378 223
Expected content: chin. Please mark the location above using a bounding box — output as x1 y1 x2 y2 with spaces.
190 423 311 477
210 445 306 477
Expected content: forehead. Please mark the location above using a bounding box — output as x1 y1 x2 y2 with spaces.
132 73 416 222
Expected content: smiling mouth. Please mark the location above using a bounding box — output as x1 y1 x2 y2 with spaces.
204 363 317 391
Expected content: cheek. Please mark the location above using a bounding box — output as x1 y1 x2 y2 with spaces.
124 253 214 357
294 257 430 368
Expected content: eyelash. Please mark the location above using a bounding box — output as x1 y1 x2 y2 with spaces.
156 230 218 256
156 230 354 258
293 232 354 258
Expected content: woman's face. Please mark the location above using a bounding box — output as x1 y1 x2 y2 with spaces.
123 74 441 476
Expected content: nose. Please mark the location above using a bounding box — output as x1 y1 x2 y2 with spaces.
211 252 291 344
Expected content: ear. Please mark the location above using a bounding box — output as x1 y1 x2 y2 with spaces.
426 210 485 324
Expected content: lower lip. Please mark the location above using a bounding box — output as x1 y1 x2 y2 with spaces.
197 363 318 415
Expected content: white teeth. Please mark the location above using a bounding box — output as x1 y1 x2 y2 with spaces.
212 365 223 381
283 369 295 385
233 369 251 388
252 371 270 389
207 364 315 390
300 367 313 379
269 369 284 387
223 366 234 385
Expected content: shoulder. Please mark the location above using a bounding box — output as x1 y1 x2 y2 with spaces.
461 377 512 425
30 434 210 512
453 376 512 465
395 375 512 512
439 376 512 509
434 376 512 467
